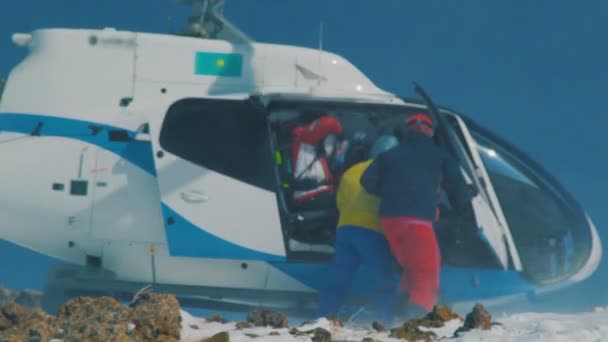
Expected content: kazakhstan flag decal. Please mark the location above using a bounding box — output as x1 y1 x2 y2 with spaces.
195 52 243 77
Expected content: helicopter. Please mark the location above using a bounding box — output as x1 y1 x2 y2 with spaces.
0 0 601 315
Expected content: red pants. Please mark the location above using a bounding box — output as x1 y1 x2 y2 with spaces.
380 217 441 312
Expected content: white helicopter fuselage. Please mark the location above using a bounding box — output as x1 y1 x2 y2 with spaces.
0 27 399 294
0 26 601 313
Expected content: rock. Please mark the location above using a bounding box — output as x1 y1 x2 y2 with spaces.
22 309 57 342
269 331 281 336
0 302 26 329
190 324 200 330
202 331 230 342
392 306 461 332
235 321 252 330
58 296 128 323
0 287 15 306
390 319 438 342
454 303 493 336
246 308 289 328
57 296 131 342
311 327 332 342
0 332 27 342
0 305 58 342
289 328 308 336
372 321 386 332
14 289 43 309
245 333 259 338
0 286 43 310
361 338 381 342
129 292 182 341
205 313 228 324
62 321 131 342
425 306 462 323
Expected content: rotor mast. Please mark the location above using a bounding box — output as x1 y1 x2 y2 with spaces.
176 0 251 44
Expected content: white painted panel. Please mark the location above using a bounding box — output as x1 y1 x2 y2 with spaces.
0 135 101 262
157 157 286 257
90 148 166 244
1 29 135 120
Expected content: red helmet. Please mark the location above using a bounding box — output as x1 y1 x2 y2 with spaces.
406 113 434 136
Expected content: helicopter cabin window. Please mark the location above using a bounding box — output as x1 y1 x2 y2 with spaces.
159 98 275 191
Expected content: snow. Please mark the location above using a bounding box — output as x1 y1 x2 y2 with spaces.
180 307 608 342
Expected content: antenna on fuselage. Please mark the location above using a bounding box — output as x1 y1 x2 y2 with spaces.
166 0 174 33
319 22 324 53
318 22 324 85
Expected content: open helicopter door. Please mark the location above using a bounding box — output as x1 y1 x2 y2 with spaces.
415 85 521 270
445 114 522 270
147 98 286 261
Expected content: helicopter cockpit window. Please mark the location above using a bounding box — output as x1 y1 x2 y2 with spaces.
159 98 275 191
468 123 592 284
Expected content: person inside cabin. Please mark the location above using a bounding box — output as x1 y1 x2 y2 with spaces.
317 135 400 324
290 115 347 210
360 113 473 319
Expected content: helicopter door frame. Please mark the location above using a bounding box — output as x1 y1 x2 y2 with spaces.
147 97 287 261
442 112 523 271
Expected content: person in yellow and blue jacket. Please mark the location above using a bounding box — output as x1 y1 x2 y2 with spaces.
318 135 399 323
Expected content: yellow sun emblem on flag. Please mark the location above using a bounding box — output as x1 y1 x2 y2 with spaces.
195 52 242 77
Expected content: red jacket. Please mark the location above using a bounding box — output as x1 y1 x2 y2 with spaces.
291 116 343 204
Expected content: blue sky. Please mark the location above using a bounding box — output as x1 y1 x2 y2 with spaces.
1 1 607 309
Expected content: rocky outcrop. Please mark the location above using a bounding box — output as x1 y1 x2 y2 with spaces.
389 306 462 341
372 320 386 332
201 331 230 342
0 289 182 342
0 287 13 306
56 296 134 341
0 302 58 342
0 285 501 341
14 289 44 309
246 308 289 328
205 313 228 324
235 321 252 330
454 303 493 336
390 320 437 341
0 285 43 309
310 327 331 342
426 306 463 323
129 292 182 341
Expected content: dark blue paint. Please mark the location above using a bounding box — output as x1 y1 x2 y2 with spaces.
269 261 533 303
0 239 57 291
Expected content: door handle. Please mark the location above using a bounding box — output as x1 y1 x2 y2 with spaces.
180 190 209 204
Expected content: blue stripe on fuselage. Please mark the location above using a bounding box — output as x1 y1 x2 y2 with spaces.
0 112 284 262
0 113 156 175
162 204 285 261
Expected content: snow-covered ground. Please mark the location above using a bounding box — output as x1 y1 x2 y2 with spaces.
180 307 608 342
